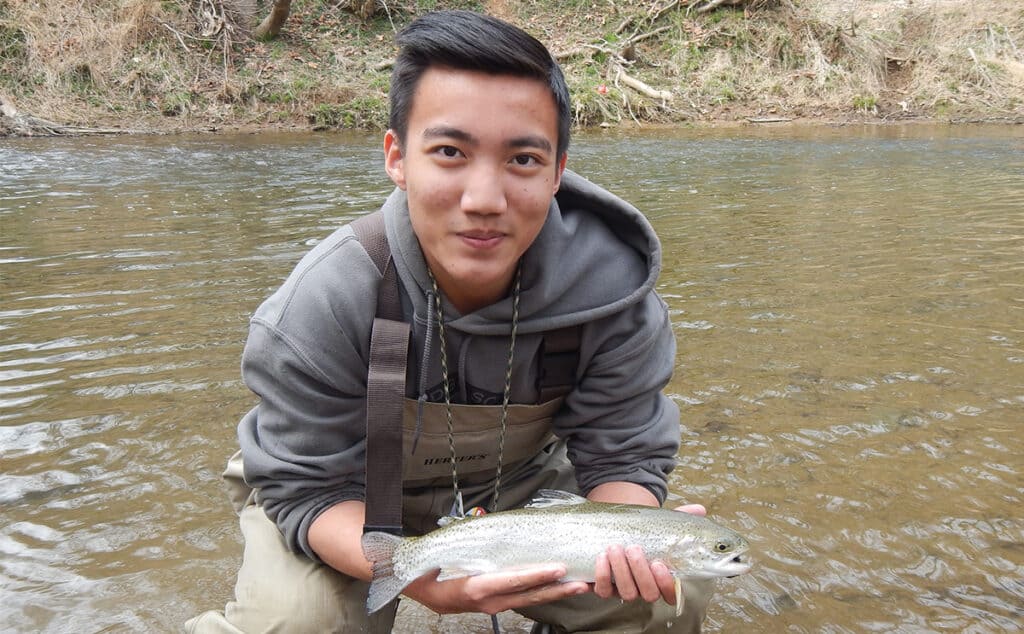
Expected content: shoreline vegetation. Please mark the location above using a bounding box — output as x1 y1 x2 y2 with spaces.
1 0 1022 137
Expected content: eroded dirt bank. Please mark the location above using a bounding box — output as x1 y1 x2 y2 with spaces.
1 0 1022 136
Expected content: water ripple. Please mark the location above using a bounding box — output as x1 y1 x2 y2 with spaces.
3 127 1023 631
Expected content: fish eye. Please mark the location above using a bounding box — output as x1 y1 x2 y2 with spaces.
716 542 729 552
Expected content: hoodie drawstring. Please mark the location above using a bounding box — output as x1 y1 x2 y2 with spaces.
411 290 438 455
426 264 521 515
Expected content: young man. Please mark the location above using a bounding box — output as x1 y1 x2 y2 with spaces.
187 10 714 633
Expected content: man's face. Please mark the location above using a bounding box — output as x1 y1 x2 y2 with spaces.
384 67 566 314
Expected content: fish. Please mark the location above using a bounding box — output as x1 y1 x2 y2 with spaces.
361 489 751 614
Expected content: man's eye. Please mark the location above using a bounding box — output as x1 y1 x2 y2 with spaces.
439 146 460 158
513 155 537 166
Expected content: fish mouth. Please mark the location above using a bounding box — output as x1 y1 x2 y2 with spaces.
714 552 752 578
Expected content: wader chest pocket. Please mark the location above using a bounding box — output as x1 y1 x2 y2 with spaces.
400 397 563 481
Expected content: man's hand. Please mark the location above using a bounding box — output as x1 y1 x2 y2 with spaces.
402 565 589 615
592 503 707 605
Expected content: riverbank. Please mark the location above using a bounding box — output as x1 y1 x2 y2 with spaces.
1 0 1022 136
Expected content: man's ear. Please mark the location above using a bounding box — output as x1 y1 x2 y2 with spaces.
383 129 407 190
552 152 568 194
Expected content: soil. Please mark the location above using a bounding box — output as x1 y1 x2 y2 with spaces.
1 0 1022 137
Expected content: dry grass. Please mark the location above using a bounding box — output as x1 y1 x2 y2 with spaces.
1 0 392 130
482 0 1022 125
637 0 1024 121
789 0 1024 118
1 0 176 123
1 0 1021 133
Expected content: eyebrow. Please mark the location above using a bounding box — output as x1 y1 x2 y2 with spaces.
423 125 474 144
509 134 553 154
422 126 553 154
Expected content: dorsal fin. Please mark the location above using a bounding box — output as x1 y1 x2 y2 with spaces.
524 489 589 509
437 514 478 527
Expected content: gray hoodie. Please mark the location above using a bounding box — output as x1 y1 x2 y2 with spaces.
238 170 681 559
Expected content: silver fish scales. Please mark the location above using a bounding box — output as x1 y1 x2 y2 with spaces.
361 490 751 614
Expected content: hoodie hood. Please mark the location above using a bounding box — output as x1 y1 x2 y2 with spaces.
383 169 662 336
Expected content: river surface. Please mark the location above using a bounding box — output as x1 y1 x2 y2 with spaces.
1 125 1022 633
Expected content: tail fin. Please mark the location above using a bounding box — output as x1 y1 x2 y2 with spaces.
361 531 407 614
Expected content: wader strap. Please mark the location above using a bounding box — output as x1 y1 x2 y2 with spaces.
537 325 581 402
351 211 402 321
352 211 408 535
364 316 408 534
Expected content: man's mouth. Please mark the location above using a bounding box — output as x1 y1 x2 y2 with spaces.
458 230 505 247
460 229 504 239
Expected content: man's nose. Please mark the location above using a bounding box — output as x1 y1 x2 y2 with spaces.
460 164 508 215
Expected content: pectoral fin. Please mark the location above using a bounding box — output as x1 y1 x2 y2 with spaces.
436 559 497 581
436 567 476 581
674 576 684 617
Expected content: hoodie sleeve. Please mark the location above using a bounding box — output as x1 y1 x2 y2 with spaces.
235 228 379 560
555 291 680 504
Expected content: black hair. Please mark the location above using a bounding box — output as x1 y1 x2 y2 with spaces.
390 10 571 159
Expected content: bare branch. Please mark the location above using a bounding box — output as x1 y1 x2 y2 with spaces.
615 67 674 101
692 0 746 14
650 0 684 23
627 25 674 46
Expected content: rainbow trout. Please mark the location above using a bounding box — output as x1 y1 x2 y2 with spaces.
361 490 751 614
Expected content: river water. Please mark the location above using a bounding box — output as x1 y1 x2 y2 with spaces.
1 125 1022 633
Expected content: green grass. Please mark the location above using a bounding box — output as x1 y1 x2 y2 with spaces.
309 96 387 130
853 94 877 112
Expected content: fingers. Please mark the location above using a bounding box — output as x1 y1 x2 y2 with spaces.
673 503 706 516
597 545 674 605
593 551 615 599
607 544 639 601
507 579 588 610
489 565 565 594
407 565 588 616
625 546 662 602
650 560 678 604
466 566 587 614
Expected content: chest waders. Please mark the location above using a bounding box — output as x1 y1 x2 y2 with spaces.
351 211 579 629
352 211 581 524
